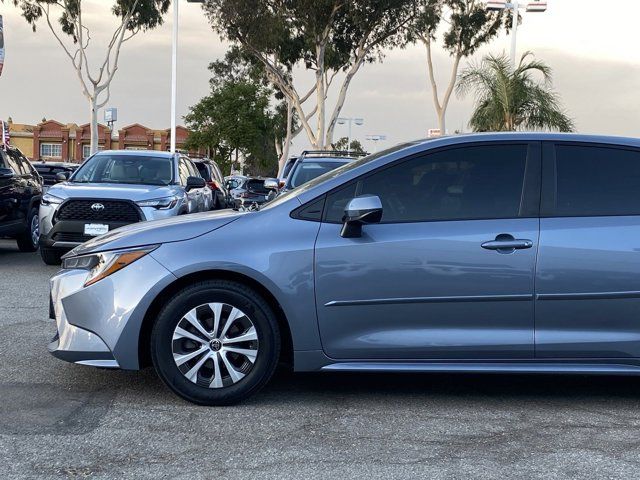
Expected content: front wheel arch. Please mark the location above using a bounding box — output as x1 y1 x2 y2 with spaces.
138 270 293 371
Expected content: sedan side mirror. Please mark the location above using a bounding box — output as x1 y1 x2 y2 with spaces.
0 167 14 179
186 176 206 191
341 195 383 238
55 172 69 182
264 178 279 191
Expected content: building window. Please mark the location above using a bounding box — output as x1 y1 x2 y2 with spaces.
83 144 104 159
40 143 62 159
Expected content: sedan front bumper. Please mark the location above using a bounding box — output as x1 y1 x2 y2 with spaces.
48 253 176 370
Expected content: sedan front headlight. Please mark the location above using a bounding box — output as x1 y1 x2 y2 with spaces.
42 193 63 206
136 195 182 210
62 245 159 287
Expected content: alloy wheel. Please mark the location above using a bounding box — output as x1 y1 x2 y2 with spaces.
171 303 259 389
30 214 39 248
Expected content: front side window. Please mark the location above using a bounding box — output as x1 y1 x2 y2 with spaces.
40 143 62 159
72 154 174 185
553 145 640 217
178 159 191 185
325 144 528 223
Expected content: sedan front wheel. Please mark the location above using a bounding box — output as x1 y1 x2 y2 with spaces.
151 280 281 406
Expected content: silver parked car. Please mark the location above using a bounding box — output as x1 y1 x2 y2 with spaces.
48 133 640 406
39 150 209 265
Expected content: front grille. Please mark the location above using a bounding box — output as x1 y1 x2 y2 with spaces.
56 200 140 223
53 232 94 243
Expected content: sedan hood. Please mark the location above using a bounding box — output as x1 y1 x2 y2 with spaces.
47 182 176 201
68 210 244 256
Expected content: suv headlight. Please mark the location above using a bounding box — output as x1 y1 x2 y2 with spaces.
42 193 63 206
62 245 158 287
136 195 181 210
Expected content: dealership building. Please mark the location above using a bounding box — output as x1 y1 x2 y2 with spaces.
7 118 195 162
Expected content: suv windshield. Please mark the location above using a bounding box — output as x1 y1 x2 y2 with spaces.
288 160 344 189
72 154 174 186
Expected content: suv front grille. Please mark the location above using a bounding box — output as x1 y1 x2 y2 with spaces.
56 200 141 223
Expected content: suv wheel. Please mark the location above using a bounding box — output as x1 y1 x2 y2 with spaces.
16 208 39 252
40 247 63 265
151 280 281 406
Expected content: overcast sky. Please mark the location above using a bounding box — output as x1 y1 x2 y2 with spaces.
1 0 639 154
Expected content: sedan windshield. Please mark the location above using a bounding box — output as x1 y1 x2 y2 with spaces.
72 154 174 186
288 161 344 188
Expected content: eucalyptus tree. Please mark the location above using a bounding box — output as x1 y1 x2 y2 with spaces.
205 0 418 149
456 52 574 132
11 0 170 153
411 0 511 134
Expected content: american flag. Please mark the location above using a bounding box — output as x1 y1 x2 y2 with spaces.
1 121 9 149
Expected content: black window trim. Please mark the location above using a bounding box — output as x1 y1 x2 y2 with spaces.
293 140 541 224
541 140 640 218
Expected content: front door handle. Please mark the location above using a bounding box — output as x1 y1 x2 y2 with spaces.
482 234 533 253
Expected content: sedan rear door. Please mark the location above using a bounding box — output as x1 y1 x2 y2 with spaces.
536 142 640 358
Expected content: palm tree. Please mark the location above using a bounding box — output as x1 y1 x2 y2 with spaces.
456 52 574 132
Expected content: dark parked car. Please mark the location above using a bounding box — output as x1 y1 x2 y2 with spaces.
281 150 366 193
33 161 79 192
0 146 42 252
192 158 230 209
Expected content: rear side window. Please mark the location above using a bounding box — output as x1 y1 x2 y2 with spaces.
194 163 211 181
553 145 640 217
325 144 529 223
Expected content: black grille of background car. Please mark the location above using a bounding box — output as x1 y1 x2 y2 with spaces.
52 232 94 243
56 200 141 223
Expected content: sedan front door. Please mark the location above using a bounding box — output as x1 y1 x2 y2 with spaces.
314 143 541 360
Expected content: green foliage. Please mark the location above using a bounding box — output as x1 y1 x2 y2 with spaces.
456 52 575 132
12 0 170 39
205 0 419 147
333 137 366 154
411 0 511 56
207 0 417 74
185 52 286 177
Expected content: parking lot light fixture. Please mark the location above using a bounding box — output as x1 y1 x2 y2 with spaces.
485 1 548 68
337 117 365 151
366 134 387 153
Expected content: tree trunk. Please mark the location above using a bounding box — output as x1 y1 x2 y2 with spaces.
90 93 99 155
278 98 294 175
438 110 446 134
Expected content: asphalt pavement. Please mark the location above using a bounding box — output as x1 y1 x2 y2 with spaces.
2 238 640 479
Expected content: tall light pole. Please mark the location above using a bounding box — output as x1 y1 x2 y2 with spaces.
486 1 548 68
336 117 364 150
171 0 205 153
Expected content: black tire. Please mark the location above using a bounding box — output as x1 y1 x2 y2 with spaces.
40 246 63 265
151 280 281 406
16 208 39 252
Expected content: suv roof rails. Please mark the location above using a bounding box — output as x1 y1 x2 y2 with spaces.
300 150 368 159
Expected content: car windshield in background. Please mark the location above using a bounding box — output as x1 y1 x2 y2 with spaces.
72 155 174 186
289 161 344 188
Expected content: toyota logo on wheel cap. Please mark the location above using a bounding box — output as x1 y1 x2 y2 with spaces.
91 203 105 212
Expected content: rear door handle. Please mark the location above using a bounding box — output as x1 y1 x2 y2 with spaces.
482 234 533 253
